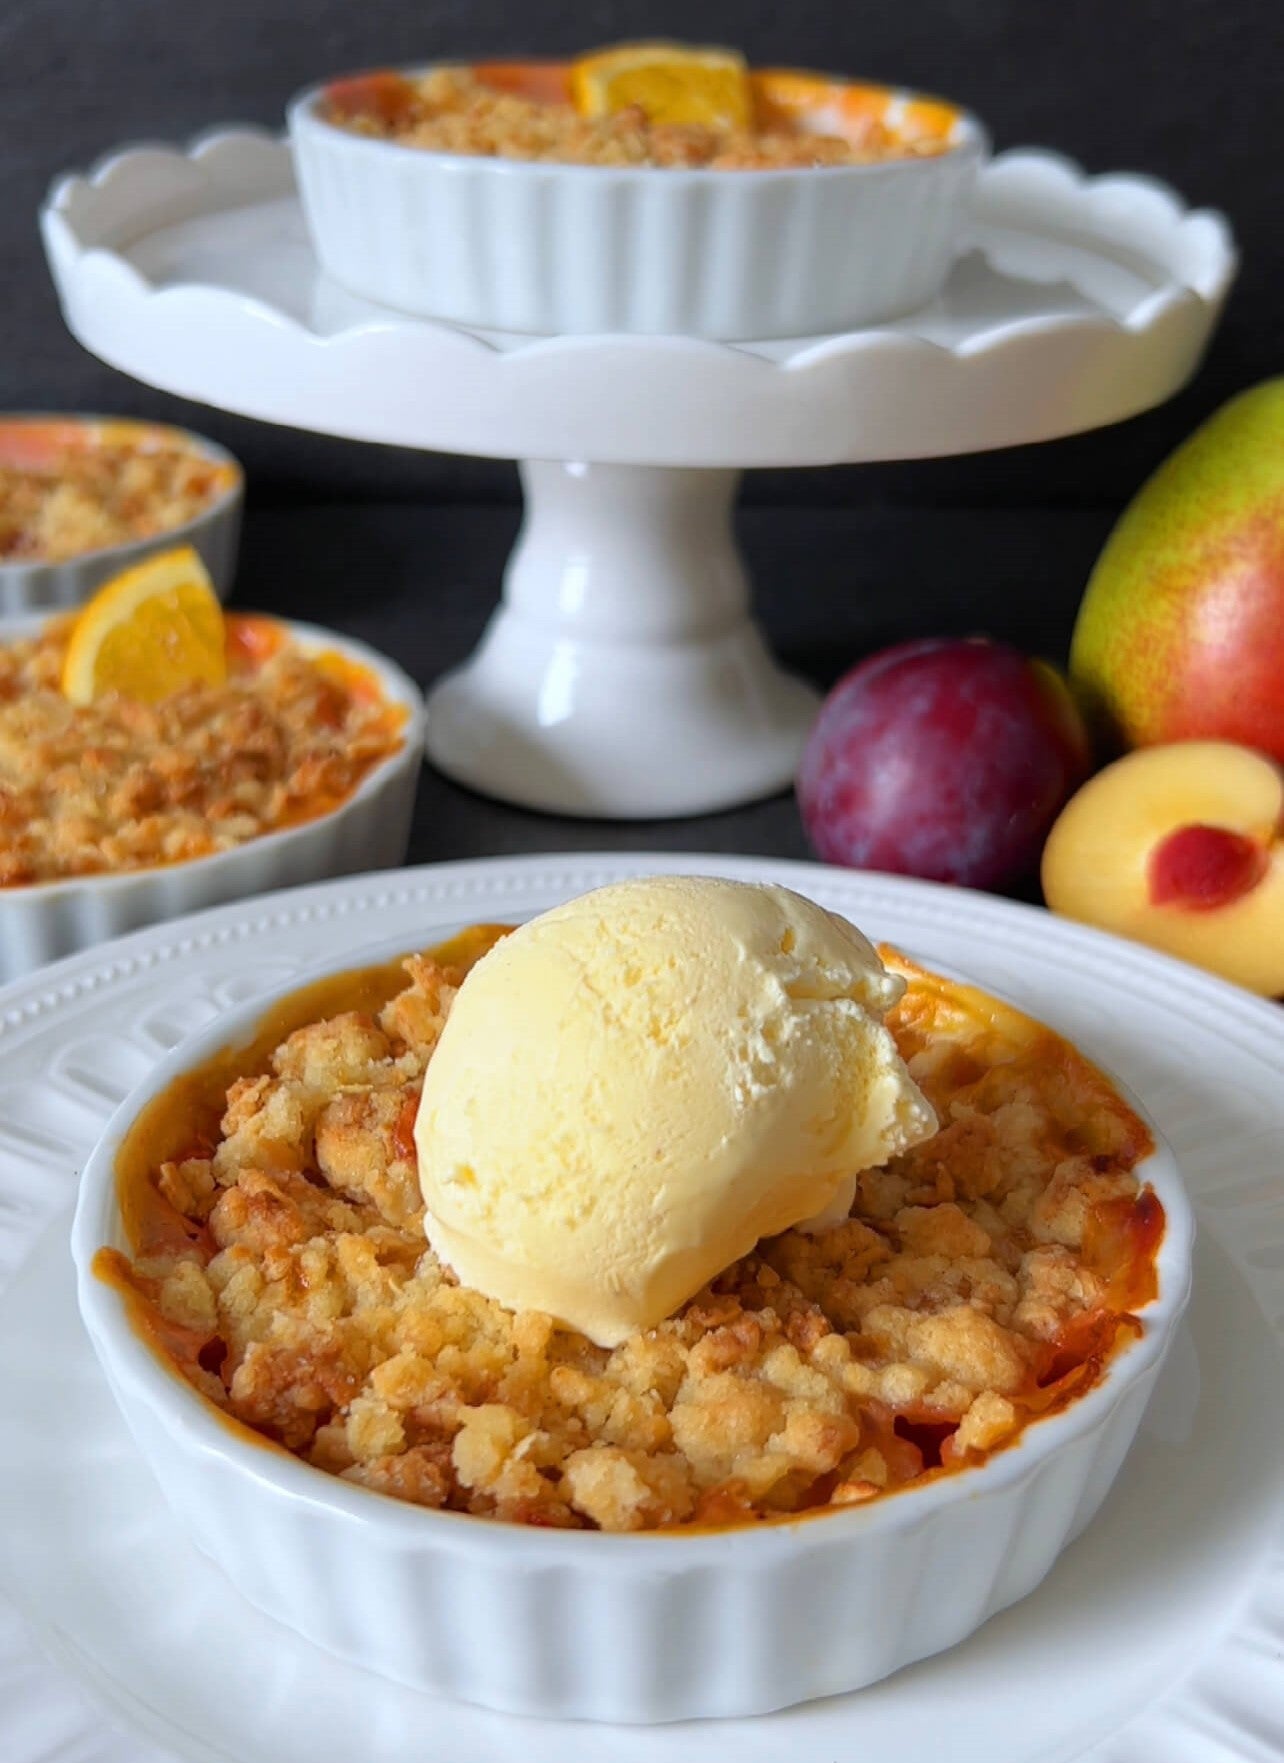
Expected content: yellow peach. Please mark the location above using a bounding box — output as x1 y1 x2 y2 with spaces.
1041 741 1284 996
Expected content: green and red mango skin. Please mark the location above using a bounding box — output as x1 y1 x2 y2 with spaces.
1070 379 1284 765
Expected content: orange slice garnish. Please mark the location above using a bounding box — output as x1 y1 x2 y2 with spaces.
570 42 751 129
61 545 226 706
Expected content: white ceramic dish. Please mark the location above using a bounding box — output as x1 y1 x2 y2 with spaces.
0 615 425 981
288 68 987 339
0 855 1280 1761
0 416 242 614
70 917 1192 1724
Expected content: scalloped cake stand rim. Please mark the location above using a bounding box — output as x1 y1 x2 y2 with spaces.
38 135 1237 464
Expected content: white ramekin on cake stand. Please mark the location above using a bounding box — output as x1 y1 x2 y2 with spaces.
41 133 1234 818
288 70 987 340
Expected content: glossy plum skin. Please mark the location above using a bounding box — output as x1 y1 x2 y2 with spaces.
797 638 1091 890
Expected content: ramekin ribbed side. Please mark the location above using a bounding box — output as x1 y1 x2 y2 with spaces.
0 620 425 981
87 1344 1168 1722
0 421 242 613
288 87 987 340
71 949 1193 1724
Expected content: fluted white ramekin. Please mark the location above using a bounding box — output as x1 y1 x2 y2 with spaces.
0 417 242 614
0 623 424 981
72 942 1193 1724
289 74 987 339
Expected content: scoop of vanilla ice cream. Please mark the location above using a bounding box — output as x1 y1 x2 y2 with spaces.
415 877 936 1347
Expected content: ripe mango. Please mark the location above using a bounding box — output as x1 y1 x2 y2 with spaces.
1070 380 1284 763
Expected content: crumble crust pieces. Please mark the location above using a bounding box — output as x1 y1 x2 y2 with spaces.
0 435 230 564
330 67 951 170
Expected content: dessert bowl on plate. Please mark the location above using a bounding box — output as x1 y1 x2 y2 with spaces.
0 611 424 979
289 55 987 339
71 887 1193 1724
0 416 242 613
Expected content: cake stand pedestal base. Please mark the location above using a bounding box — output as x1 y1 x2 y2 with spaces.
425 461 821 818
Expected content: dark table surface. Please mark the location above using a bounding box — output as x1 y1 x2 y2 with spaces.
237 498 1115 875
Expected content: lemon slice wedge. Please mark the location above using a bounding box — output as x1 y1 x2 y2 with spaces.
61 545 226 706
570 42 751 129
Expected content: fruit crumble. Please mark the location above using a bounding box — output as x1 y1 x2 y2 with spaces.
0 615 405 886
100 930 1164 1532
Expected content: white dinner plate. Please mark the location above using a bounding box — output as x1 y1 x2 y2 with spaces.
0 852 1281 1763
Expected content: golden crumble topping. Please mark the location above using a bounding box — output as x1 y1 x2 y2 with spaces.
101 930 1162 1533
0 426 234 564
0 615 405 887
326 66 953 170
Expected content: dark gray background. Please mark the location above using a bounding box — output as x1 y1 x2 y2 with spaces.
4 0 1275 510
1 1 1275 869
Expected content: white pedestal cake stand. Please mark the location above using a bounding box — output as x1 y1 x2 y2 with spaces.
42 134 1234 818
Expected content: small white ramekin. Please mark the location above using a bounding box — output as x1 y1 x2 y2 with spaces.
71 941 1193 1724
0 417 242 614
0 623 425 981
288 74 987 339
